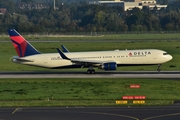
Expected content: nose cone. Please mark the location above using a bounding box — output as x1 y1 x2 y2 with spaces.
167 55 173 62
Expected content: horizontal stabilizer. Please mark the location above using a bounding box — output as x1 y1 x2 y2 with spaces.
11 56 34 62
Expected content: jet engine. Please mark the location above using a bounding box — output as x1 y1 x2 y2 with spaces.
100 62 117 70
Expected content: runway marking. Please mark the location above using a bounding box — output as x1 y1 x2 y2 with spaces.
143 112 180 120
82 112 139 120
12 108 18 114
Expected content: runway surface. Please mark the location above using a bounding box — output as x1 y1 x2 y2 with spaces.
0 71 180 78
1 106 180 120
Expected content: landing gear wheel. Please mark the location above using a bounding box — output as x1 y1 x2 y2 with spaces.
91 69 95 74
87 70 91 74
87 69 95 74
157 68 161 72
157 64 161 72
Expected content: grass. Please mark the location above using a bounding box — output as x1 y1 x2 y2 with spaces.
0 78 179 106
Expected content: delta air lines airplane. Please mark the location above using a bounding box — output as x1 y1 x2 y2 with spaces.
8 29 173 73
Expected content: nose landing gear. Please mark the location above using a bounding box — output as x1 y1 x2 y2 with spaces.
157 64 161 72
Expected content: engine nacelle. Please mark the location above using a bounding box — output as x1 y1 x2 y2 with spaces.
101 62 117 70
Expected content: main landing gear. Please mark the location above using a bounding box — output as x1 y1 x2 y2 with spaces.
87 69 95 74
157 64 161 72
87 65 95 74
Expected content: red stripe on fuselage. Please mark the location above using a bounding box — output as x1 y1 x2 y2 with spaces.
10 36 27 57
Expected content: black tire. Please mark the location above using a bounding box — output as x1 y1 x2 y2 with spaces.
91 70 95 74
87 70 91 74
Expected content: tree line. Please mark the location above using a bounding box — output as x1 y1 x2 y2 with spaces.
0 0 180 33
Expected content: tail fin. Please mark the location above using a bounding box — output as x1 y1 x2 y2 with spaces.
8 29 40 57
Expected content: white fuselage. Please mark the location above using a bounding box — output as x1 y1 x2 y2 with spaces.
12 49 172 69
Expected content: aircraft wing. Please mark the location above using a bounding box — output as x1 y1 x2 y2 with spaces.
56 48 115 64
67 59 109 64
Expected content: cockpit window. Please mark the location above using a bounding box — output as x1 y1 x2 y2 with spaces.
163 53 168 55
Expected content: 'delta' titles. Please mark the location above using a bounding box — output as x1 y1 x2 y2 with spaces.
129 51 151 57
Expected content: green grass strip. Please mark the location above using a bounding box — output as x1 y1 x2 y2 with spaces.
0 78 179 107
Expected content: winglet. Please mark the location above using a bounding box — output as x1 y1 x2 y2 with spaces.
56 48 71 60
61 45 69 53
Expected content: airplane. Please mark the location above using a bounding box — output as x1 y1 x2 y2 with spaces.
8 29 173 74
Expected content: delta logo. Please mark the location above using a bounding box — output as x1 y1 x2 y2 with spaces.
129 51 151 57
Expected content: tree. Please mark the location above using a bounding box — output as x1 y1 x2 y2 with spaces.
94 10 106 31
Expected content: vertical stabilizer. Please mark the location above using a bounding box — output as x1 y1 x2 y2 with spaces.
8 29 40 57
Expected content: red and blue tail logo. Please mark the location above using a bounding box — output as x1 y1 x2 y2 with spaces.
8 29 40 57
